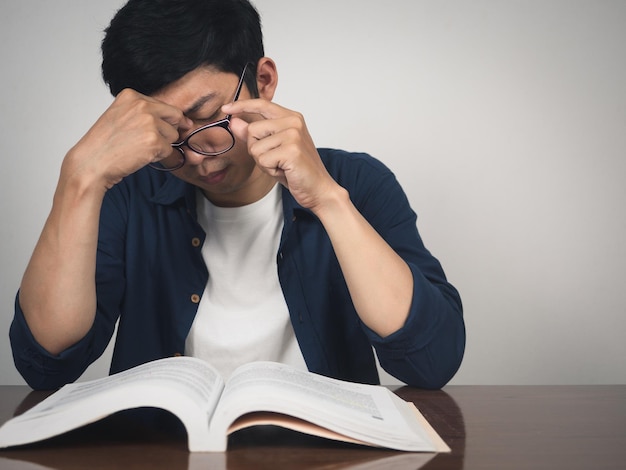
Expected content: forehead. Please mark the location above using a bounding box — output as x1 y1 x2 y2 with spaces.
152 66 235 113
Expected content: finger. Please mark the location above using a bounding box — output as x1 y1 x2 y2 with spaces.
222 98 288 120
252 144 289 187
154 117 182 145
246 116 302 146
153 103 193 135
135 93 194 135
249 128 288 157
165 107 194 133
228 116 250 143
117 89 193 132
151 106 193 147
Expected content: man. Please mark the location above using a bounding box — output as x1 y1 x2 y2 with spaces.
10 0 465 390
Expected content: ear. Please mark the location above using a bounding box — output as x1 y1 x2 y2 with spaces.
255 57 278 100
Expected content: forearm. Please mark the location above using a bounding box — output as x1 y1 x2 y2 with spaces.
18 88 191 356
19 166 105 355
313 186 413 338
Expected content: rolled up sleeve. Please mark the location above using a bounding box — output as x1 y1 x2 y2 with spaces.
363 262 465 389
10 293 97 390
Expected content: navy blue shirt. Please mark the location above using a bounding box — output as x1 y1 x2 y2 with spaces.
11 149 465 390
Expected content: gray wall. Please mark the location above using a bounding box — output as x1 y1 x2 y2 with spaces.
1 1 624 386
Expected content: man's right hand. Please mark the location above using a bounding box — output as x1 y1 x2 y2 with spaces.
63 89 193 192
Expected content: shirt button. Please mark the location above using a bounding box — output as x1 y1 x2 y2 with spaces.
191 237 201 248
191 294 201 304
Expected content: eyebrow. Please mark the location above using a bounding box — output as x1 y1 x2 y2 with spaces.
184 92 219 116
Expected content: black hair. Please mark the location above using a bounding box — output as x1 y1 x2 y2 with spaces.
101 0 263 97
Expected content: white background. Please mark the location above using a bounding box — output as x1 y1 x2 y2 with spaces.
1 1 624 386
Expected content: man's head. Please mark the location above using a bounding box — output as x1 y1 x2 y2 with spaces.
101 0 264 97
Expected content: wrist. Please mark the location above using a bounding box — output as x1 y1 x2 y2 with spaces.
310 184 351 222
53 158 107 218
59 146 109 200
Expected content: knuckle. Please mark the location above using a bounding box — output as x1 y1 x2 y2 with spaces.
284 127 300 141
116 88 141 104
137 127 164 149
285 141 301 156
116 88 134 99
131 98 152 115
133 113 157 132
290 112 305 127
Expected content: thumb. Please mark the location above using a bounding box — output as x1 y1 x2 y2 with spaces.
229 117 249 143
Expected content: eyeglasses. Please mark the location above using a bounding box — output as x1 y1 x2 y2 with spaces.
149 63 250 172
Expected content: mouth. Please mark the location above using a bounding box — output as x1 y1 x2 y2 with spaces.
199 167 229 185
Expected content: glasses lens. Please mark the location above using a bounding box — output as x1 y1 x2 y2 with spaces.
149 149 184 171
187 125 234 155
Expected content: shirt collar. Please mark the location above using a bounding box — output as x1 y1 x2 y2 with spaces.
148 173 314 225
149 173 194 206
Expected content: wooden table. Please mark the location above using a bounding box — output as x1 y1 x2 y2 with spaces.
0 385 624 469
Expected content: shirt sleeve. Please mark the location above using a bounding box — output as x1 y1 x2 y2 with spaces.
9 183 129 390
362 262 465 389
10 293 99 390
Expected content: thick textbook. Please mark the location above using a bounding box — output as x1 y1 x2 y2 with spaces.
0 357 449 453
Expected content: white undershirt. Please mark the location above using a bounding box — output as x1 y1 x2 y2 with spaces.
185 184 307 380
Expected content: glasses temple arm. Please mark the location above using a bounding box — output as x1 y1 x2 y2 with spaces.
226 63 251 120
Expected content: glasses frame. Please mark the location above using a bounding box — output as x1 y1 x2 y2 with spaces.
149 62 251 172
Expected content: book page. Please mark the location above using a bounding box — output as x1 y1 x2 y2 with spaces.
0 357 224 451
30 356 223 415
208 362 439 452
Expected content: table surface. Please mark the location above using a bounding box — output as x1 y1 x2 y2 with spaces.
0 384 624 469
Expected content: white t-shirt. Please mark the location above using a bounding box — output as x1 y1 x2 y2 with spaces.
185 184 307 379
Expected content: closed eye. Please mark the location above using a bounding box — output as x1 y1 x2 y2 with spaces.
190 108 225 124
184 91 227 124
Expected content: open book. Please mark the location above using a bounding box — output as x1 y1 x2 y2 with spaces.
0 357 449 453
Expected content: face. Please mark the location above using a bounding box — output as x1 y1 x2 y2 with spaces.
152 66 274 207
